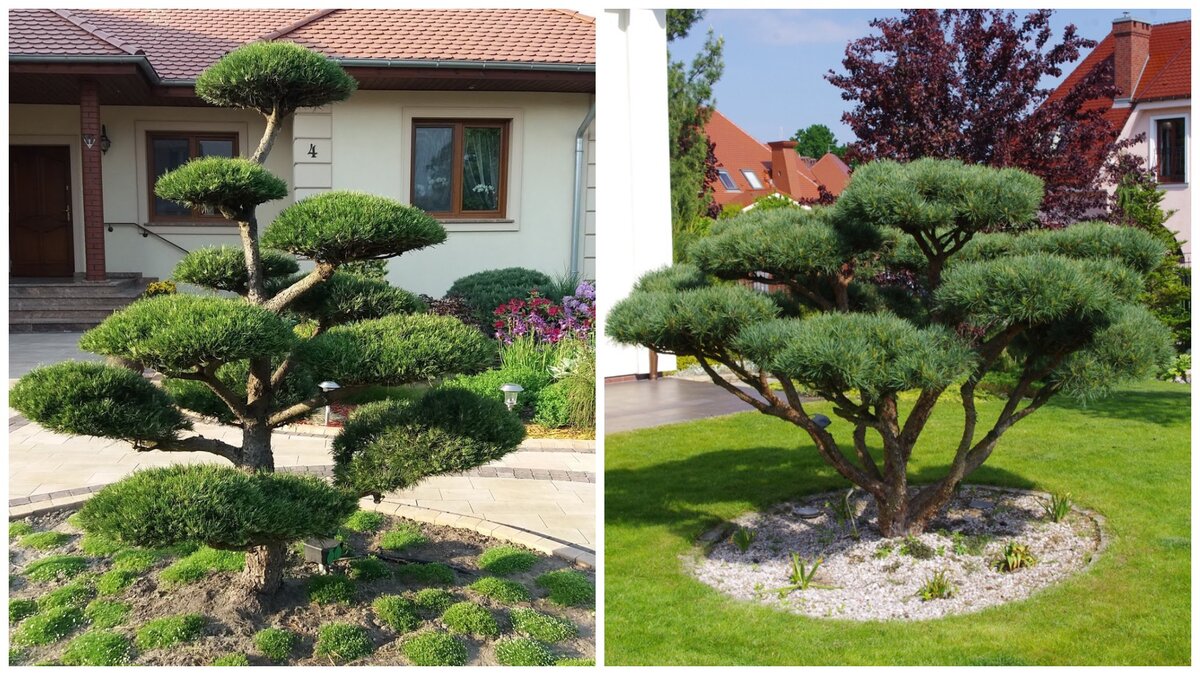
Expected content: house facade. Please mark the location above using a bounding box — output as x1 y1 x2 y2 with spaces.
1052 15 1190 259
8 8 596 299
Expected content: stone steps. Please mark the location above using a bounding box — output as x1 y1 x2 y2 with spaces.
9 276 154 332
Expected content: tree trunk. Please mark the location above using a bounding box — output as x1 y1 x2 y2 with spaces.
241 422 274 472
875 481 912 537
241 542 286 595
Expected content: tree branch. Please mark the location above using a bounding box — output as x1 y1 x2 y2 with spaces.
139 435 243 465
853 423 884 481
251 104 283 165
263 262 336 314
173 369 249 420
266 384 371 428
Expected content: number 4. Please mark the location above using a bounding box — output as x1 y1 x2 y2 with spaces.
308 143 318 158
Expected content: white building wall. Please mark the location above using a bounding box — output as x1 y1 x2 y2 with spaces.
596 9 675 378
1116 100 1191 262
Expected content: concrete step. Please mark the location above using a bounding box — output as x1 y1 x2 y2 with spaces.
9 278 149 299
10 297 144 311
11 309 124 323
9 277 155 332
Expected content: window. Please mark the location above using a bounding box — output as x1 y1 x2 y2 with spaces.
412 119 509 218
740 169 764 189
1155 117 1186 184
147 131 238 221
716 169 738 191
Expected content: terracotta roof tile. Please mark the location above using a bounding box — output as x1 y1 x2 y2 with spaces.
9 8 127 57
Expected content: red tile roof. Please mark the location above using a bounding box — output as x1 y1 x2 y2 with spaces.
8 8 595 80
705 109 848 208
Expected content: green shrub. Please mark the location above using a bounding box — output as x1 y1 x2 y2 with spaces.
24 555 89 582
447 267 554 327
61 630 133 666
83 600 130 629
495 637 556 666
348 556 390 582
917 570 956 601
535 570 594 607
155 157 288 216
562 343 596 429
402 631 468 666
135 614 206 650
308 574 356 605
992 542 1038 573
442 601 499 637
12 606 85 645
342 510 386 533
159 546 245 585
20 531 70 550
469 576 531 604
412 588 456 614
314 623 373 663
9 522 34 539
195 41 356 114
534 380 572 428
509 608 578 643
265 191 445 264
372 595 421 633
79 532 125 556
394 562 456 586
174 246 298 294
78 465 357 553
253 627 295 663
441 365 553 417
10 362 190 443
38 578 95 610
290 272 425 326
95 569 138 595
380 524 428 551
479 545 539 576
110 549 164 574
212 653 250 666
9 599 38 623
557 657 596 666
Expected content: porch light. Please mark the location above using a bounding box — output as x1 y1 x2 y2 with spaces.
500 383 524 412
318 380 341 425
100 126 111 154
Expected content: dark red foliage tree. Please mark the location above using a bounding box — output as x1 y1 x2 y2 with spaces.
828 9 1134 226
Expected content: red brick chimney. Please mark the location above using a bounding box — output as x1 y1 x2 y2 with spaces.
768 141 802 197
1112 14 1152 101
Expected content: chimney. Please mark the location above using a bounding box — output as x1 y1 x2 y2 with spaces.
768 141 802 198
1112 14 1152 102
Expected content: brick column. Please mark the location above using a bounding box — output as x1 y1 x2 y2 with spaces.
79 80 107 281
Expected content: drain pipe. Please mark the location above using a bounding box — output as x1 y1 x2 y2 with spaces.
570 100 596 279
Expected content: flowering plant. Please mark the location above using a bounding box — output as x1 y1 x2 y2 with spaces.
494 281 595 344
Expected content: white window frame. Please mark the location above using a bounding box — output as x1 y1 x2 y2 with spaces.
740 168 763 189
1148 112 1189 186
716 168 739 191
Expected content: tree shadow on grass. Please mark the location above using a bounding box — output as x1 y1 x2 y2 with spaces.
1040 386 1189 427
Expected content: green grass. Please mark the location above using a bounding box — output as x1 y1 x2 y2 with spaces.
342 510 386 533
314 623 373 663
79 532 125 556
478 545 539 576
557 657 596 666
12 606 85 646
38 577 95 609
469 576 531 604
441 601 500 637
605 380 1191 665
212 653 250 666
510 607 578 643
348 555 390 581
379 524 428 551
135 614 205 650
495 637 556 666
9 522 34 539
307 574 356 605
253 627 295 663
110 549 164 574
395 562 456 585
402 631 468 666
84 600 131 629
20 531 71 550
9 599 38 623
60 630 133 666
95 569 138 595
24 555 89 582
412 588 457 615
372 595 421 633
535 570 594 607
159 546 245 585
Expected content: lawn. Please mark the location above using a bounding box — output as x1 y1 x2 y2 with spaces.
605 380 1190 665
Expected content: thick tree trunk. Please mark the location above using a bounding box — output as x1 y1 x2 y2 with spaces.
241 542 286 595
241 422 274 472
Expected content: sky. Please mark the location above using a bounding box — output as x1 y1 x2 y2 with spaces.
669 8 1192 145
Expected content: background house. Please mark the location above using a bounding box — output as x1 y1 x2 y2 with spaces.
1050 14 1190 260
8 8 595 330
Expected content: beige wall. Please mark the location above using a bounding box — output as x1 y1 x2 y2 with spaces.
1116 102 1191 261
10 89 592 294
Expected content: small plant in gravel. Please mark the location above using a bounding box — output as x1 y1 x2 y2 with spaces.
776 554 825 596
135 614 206 650
478 545 539 576
395 562 456 585
873 542 894 559
95 569 138 596
442 601 500 637
536 569 594 607
510 607 578 643
79 532 125 556
899 535 936 560
24 555 89 582
212 653 250 666
1042 492 1073 523
21 531 71 550
402 631 468 666
348 555 391 581
84 600 131 629
918 570 956 601
992 542 1038 572
308 574 356 605
12 606 85 645
412 588 457 614
731 527 757 553
380 524 428 551
557 657 596 666
159 546 245 585
9 599 38 623
61 630 133 666
372 595 421 633
253 627 295 663
495 637 557 666
469 576 532 603
9 522 34 539
314 623 374 663
342 510 386 533
827 489 861 539
39 578 96 609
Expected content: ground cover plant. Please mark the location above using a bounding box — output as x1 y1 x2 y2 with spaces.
8 41 525 597
604 380 1188 665
609 159 1172 536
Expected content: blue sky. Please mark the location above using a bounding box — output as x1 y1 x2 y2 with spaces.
669 8 1192 145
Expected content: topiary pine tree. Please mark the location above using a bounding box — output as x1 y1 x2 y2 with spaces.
608 158 1172 536
9 42 524 594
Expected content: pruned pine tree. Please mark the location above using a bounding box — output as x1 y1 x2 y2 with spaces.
10 43 524 595
608 158 1172 536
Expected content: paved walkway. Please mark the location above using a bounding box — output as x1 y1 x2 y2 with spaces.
605 376 767 433
9 332 98 378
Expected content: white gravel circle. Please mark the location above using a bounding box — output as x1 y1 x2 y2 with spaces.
690 485 1104 621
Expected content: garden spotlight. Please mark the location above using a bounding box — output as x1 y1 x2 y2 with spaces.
318 380 341 425
500 383 524 412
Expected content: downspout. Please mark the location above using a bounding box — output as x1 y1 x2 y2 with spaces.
570 99 596 279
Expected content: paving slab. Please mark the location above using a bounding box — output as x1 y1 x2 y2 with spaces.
605 377 768 433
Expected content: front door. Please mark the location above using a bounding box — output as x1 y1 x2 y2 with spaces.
10 145 74 277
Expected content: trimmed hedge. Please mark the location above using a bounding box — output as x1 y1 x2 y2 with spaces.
173 246 298 295
446 267 553 327
195 41 356 115
288 271 425 327
155 157 288 216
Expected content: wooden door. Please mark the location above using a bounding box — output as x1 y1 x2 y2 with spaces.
10 145 74 277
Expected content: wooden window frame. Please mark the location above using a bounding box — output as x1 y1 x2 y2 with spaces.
146 131 239 223
1153 116 1187 185
411 119 510 220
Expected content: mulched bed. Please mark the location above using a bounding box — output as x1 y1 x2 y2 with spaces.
9 511 594 666
690 485 1104 622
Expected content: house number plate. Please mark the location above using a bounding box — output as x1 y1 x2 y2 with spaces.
293 138 331 164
